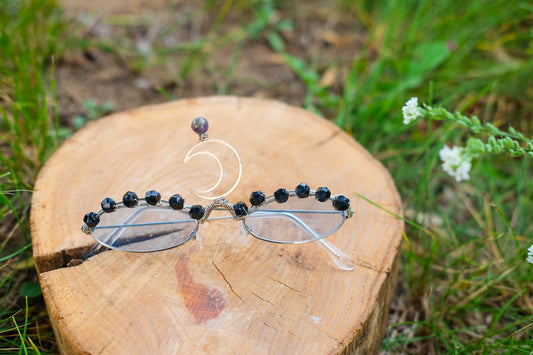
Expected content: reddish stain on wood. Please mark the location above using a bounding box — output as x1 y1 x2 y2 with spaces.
175 252 225 323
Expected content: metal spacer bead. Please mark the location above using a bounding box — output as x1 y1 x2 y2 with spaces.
81 224 91 234
345 208 354 219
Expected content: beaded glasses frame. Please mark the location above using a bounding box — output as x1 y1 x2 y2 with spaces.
81 118 356 270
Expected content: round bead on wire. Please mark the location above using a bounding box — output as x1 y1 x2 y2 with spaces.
191 117 209 141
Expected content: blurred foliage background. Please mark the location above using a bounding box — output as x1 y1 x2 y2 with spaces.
1 0 532 353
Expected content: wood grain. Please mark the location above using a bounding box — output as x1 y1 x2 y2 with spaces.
31 96 403 354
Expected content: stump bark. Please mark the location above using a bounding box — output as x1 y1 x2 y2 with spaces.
31 96 403 354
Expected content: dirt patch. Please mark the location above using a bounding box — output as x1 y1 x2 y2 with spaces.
56 0 362 122
56 49 163 121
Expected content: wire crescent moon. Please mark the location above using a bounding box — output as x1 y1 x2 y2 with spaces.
184 139 242 200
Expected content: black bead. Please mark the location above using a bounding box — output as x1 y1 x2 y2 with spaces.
295 182 310 198
189 205 205 220
233 201 248 217
83 212 100 227
145 190 161 205
249 190 266 206
123 191 138 207
100 197 116 213
332 195 350 211
274 188 289 203
315 187 331 202
169 194 184 210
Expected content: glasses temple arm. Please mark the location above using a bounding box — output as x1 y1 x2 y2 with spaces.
249 211 356 270
316 239 356 271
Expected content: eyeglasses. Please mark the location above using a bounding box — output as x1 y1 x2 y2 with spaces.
81 184 355 269
80 118 356 270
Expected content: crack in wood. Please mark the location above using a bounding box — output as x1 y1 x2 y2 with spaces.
266 275 301 293
211 260 245 304
249 291 275 306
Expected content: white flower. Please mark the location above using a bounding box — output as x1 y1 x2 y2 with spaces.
402 97 423 124
439 145 472 182
527 244 533 264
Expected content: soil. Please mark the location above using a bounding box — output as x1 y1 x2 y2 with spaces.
55 0 362 123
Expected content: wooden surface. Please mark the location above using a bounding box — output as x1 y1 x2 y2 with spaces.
31 96 403 354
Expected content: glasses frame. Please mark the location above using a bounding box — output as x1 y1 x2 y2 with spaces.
81 185 355 269
243 191 352 244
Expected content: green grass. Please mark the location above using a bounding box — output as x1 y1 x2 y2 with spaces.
0 0 64 351
270 0 533 352
1 0 532 353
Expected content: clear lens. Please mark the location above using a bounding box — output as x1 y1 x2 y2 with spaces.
91 206 197 252
244 197 345 244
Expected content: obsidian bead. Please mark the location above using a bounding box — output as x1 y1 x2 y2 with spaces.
189 205 205 220
295 182 310 198
145 190 161 205
169 194 185 210
123 191 139 207
83 212 100 227
249 190 266 206
233 201 248 217
274 188 289 203
332 195 350 211
100 197 116 213
315 187 331 202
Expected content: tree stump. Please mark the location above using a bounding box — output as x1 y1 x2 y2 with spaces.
31 96 403 354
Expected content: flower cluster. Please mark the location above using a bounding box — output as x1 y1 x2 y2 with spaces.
402 97 473 181
401 97 423 124
438 145 472 182
402 97 533 264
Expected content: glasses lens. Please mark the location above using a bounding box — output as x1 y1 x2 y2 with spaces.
91 206 197 252
244 197 345 243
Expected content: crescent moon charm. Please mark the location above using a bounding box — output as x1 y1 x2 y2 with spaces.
184 138 243 200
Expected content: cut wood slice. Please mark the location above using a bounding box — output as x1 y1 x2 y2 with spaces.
31 96 403 354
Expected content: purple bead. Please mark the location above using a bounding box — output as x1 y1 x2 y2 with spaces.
191 117 209 135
